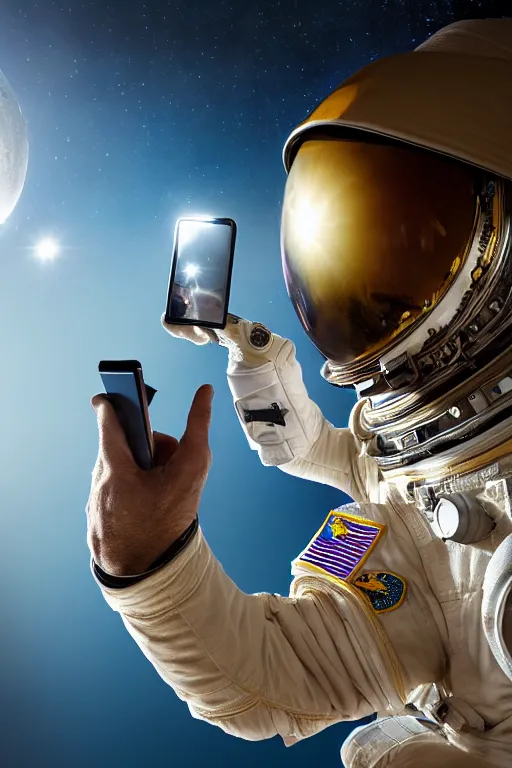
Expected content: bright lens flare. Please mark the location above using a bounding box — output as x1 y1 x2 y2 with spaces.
178 218 213 247
291 194 327 252
183 263 200 279
35 237 60 262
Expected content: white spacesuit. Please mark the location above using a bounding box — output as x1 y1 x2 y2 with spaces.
98 19 512 768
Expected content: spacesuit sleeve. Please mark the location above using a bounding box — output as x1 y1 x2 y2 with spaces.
227 337 377 503
99 527 398 745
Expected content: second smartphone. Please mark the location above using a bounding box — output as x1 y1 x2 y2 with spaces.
98 359 155 471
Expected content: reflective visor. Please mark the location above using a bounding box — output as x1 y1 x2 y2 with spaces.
281 137 477 366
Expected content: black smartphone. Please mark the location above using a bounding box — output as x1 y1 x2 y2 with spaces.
165 216 237 329
98 360 155 471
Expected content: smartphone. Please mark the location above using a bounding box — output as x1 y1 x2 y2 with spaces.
98 360 155 471
165 216 237 329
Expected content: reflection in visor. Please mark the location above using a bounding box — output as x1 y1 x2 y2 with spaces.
281 137 477 367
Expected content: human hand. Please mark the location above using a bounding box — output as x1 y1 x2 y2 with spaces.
86 384 213 576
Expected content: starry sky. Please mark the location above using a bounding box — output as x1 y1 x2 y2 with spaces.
0 2 509 767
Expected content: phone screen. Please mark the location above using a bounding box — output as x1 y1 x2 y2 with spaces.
99 360 154 470
165 217 236 329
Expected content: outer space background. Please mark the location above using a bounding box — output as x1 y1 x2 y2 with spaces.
0 1 508 766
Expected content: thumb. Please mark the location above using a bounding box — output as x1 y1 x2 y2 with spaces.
91 394 134 465
180 385 214 454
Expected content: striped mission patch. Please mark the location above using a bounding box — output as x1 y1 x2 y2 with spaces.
295 510 385 583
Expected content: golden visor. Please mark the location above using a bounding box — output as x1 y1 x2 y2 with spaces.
281 137 477 366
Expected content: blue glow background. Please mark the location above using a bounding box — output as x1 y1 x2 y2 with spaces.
0 2 507 766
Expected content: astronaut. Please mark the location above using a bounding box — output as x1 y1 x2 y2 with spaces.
88 19 512 768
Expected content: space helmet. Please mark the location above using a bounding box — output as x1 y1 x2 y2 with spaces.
0 68 28 224
280 19 512 494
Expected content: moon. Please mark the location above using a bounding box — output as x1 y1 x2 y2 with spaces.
0 69 28 225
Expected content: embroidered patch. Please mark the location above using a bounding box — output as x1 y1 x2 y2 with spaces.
295 510 385 584
353 572 407 614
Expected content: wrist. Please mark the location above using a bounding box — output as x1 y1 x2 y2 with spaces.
222 321 276 370
93 518 199 576
93 518 199 589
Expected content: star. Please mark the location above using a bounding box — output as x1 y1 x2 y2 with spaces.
34 237 60 262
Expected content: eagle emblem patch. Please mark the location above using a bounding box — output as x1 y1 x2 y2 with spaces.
353 572 407 614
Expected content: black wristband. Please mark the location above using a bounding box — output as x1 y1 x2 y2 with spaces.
92 518 199 590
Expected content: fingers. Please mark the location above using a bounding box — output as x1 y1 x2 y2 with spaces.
152 431 179 467
160 315 215 346
91 394 134 466
181 385 214 454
